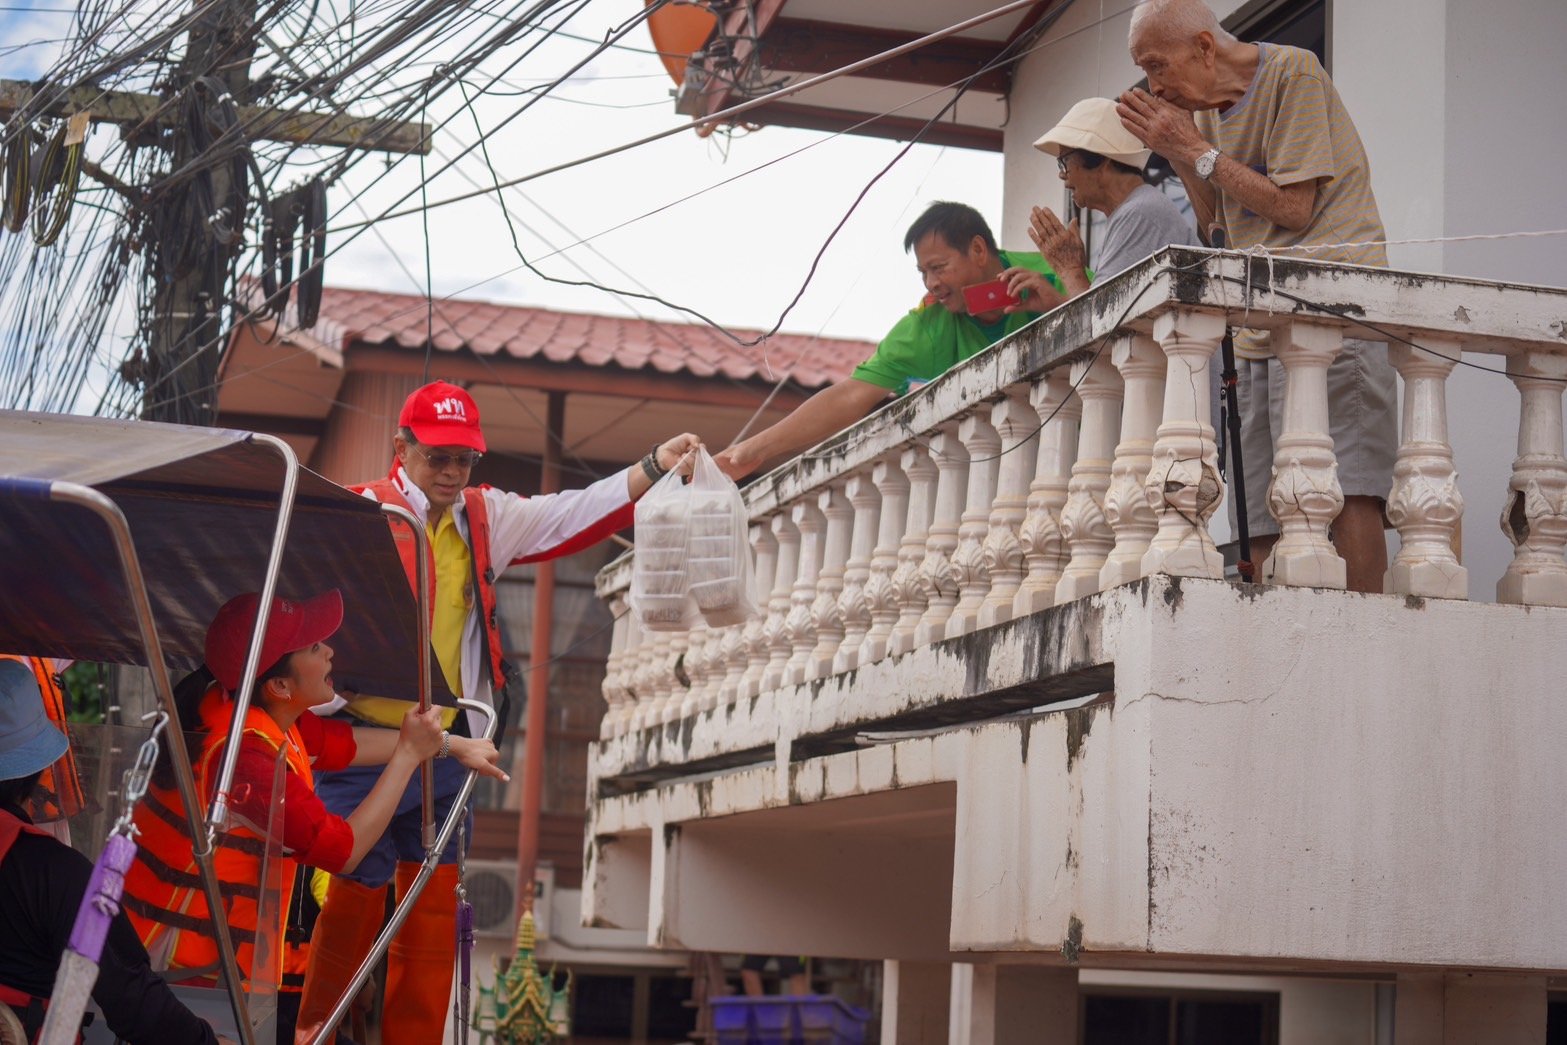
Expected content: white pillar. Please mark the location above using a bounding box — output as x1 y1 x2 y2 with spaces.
1055 354 1123 603
890 444 939 657
1386 337 1467 599
657 631 689 724
1014 371 1079 617
834 470 882 673
601 591 630 736
978 388 1039 629
735 522 778 702
1102 333 1167 588
628 627 659 731
948 411 1003 639
1142 310 1225 580
677 621 709 719
917 424 970 646
1263 319 1347 589
808 484 854 680
760 513 800 694
785 500 827 686
1498 351 1567 607
857 453 908 668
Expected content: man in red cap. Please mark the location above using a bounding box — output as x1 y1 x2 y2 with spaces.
299 380 699 1044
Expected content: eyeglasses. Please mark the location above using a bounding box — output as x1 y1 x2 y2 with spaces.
413 445 483 470
1056 150 1079 174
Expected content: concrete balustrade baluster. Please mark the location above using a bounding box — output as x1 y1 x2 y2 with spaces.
760 513 801 694
600 593 630 736
916 424 970 646
1261 319 1346 589
1102 334 1167 588
1014 372 1079 617
731 522 778 702
889 444 938 657
978 388 1041 629
1385 338 1467 599
678 622 710 719
659 631 690 724
947 412 1003 639
834 470 882 673
785 500 827 686
808 484 854 680
1055 355 1124 602
1498 351 1567 606
860 453 911 667
1142 312 1226 580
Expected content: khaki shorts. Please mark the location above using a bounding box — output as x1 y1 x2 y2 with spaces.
1223 338 1398 538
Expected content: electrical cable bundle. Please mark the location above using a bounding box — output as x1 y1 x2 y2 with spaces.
295 175 326 328
3 128 30 234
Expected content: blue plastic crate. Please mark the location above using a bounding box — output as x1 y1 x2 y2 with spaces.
710 995 870 1045
797 995 871 1044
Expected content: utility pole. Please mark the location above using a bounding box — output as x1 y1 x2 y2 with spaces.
148 0 258 426
0 4 430 425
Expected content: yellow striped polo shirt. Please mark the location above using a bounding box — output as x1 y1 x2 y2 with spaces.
1197 43 1387 357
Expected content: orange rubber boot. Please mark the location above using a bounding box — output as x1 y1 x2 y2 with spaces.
381 861 459 1045
295 877 387 1044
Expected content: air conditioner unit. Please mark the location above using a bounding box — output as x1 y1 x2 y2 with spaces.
466 859 553 941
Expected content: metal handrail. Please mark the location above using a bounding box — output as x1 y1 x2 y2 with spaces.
37 481 257 1045
379 502 437 852
307 697 498 1045
206 433 299 843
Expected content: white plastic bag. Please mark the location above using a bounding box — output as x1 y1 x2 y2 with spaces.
630 466 698 631
684 448 759 628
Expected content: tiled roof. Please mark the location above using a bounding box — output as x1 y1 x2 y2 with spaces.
304 285 874 389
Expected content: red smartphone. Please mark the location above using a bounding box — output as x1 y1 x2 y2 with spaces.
962 279 1022 314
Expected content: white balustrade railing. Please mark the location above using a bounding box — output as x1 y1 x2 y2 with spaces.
596 249 1567 737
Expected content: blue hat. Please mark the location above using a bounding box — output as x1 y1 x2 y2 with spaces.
0 659 69 781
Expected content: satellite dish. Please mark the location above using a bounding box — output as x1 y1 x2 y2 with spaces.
645 0 717 85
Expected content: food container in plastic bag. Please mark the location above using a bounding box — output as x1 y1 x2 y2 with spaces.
684 448 758 628
630 466 698 631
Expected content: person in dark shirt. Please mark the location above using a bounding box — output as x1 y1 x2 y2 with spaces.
0 658 223 1044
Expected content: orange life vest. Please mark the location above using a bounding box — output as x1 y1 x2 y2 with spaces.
0 655 85 823
356 480 511 695
0 809 66 1042
356 476 636 701
121 686 312 986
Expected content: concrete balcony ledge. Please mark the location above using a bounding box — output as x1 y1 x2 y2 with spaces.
587 576 1567 974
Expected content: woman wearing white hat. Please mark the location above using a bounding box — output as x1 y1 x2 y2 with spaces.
1028 96 1200 296
0 659 224 1044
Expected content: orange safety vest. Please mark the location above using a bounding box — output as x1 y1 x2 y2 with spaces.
356 476 635 702
0 655 85 823
0 809 68 1042
121 686 312 985
358 480 511 695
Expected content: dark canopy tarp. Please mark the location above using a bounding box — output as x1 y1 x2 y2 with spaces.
0 410 454 704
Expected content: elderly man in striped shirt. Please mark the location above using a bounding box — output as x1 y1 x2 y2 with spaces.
1116 0 1396 593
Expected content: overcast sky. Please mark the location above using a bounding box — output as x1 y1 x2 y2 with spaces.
0 0 1008 387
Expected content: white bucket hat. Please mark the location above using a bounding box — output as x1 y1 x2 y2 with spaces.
1033 97 1152 171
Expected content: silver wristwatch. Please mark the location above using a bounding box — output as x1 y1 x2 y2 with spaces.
1194 147 1221 180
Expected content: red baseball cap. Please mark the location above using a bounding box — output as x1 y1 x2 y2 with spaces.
398 381 486 452
204 589 344 693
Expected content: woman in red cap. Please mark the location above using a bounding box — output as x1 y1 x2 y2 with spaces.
120 588 505 1024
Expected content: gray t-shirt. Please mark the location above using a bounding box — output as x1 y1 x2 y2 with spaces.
1094 183 1200 280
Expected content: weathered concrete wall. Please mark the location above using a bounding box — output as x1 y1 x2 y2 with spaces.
591 578 1567 974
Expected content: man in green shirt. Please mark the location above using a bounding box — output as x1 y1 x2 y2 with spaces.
715 201 1070 479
